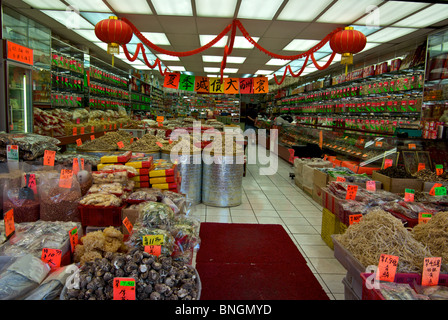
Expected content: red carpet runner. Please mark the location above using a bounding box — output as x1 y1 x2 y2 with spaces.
195 222 330 300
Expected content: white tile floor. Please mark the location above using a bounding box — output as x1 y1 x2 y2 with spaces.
190 146 346 300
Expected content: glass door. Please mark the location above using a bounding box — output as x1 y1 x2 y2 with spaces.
7 62 32 133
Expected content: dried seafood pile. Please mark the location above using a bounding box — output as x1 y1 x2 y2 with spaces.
413 168 448 182
0 132 60 161
77 131 132 151
334 209 431 273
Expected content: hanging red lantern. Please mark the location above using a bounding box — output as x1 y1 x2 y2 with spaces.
330 27 366 72
95 16 133 55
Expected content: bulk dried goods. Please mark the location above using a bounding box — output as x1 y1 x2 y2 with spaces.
413 168 448 182
0 132 60 162
2 187 40 223
79 193 122 207
77 131 133 151
377 166 414 179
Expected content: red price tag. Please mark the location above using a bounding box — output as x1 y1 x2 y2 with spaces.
72 127 77 136
288 149 294 163
117 141 124 149
418 212 432 224
404 189 415 202
376 254 399 282
91 135 95 141
41 248 62 270
408 144 416 150
384 159 393 169
113 278 136 300
429 183 443 196
73 158 80 175
349 214 363 225
4 209 15 238
59 169 73 189
76 138 82 146
422 257 441 286
156 142 164 148
123 217 133 234
24 173 37 194
43 150 56 166
417 163 425 172
69 227 78 253
144 245 162 256
375 141 383 147
346 185 358 200
336 176 346 182
366 180 376 191
91 126 95 133
109 124 112 130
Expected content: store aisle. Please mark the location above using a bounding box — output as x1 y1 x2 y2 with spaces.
191 146 346 300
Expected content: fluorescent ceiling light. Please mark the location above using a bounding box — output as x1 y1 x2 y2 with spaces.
237 0 284 20
80 12 113 25
367 27 417 43
266 58 288 66
106 0 152 14
255 70 274 75
204 67 221 73
74 29 100 42
393 4 448 28
351 25 381 37
202 55 247 64
319 54 341 62
283 39 320 51
65 0 112 12
151 0 193 16
355 1 428 27
317 0 383 24
207 75 218 77
277 0 333 22
195 0 237 17
134 65 152 70
168 66 186 71
199 35 259 49
241 74 253 78
224 68 238 73
123 59 146 65
41 10 94 29
157 54 180 61
362 42 382 51
23 0 66 10
141 33 170 45
183 72 195 75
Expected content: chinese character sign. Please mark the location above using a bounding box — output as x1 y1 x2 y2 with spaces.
195 76 209 93
224 78 239 94
239 78 254 94
179 74 195 91
253 77 268 94
163 73 181 89
209 78 225 94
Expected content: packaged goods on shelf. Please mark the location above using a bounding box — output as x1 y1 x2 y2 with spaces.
125 157 154 169
0 132 60 162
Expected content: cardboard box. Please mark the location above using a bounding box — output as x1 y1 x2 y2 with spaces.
294 176 303 189
328 176 382 190
372 171 422 193
314 169 329 190
313 183 324 206
303 185 313 197
121 206 140 235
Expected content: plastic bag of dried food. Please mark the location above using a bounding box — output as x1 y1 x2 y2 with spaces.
98 164 137 177
171 216 201 263
25 264 75 300
136 201 175 230
126 190 159 204
162 190 186 214
39 172 82 222
0 254 50 300
79 192 122 207
0 132 60 161
162 197 180 214
414 284 448 300
88 182 125 196
2 179 40 223
126 227 175 256
92 170 129 185
0 167 23 209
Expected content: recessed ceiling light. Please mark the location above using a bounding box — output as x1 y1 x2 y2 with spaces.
65 0 112 12
41 10 94 29
23 0 66 10
151 0 193 16
266 58 289 66
362 42 382 51
134 65 152 70
317 0 383 24
367 27 417 43
106 0 152 14
283 39 320 51
202 55 246 64
168 66 186 72
195 0 237 18
393 4 448 28
204 67 221 73
355 1 429 27
224 68 239 73
157 54 180 61
255 70 274 75
207 75 218 77
140 33 170 45
277 0 333 22
237 0 284 20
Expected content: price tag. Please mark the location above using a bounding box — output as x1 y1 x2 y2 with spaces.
156 116 164 122
169 139 173 144
429 183 443 196
384 159 393 169
144 245 162 257
346 185 358 200
113 278 136 300
41 248 62 269
417 163 425 172
436 164 444 176
123 217 133 234
91 126 95 133
376 254 399 282
404 189 415 202
288 149 295 163
76 138 82 146
130 138 134 144
6 145 19 162
69 227 78 253
156 142 164 148
91 135 95 141
142 235 164 246
117 141 124 149
4 209 15 238
73 158 80 175
408 144 416 150
109 124 112 130
114 124 117 130
59 169 73 189
418 212 432 224
24 173 37 194
434 187 447 196
349 214 363 225
422 257 441 286
80 127 85 135
158 122 163 127
336 176 346 182
366 180 376 191
375 141 383 147
43 150 56 166
73 127 77 136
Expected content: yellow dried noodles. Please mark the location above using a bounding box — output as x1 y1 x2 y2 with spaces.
334 209 431 273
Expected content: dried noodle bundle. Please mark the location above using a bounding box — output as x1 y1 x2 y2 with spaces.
334 209 431 273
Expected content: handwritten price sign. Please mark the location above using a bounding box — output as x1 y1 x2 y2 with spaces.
113 278 136 300
422 257 441 286
345 185 358 200
43 150 56 166
41 248 62 270
377 254 399 282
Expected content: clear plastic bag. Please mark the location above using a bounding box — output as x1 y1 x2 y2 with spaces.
2 180 40 223
25 264 75 300
126 190 159 204
92 170 129 185
162 190 186 214
170 216 201 264
88 182 124 196
79 192 122 207
126 227 175 256
0 132 60 161
136 201 175 230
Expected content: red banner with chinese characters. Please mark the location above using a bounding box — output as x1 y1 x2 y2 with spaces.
164 74 268 94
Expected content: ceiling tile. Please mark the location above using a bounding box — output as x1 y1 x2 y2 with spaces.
256 37 294 53
263 21 309 39
195 0 238 18
151 0 193 16
296 22 345 40
237 0 284 20
158 16 197 34
316 0 383 24
118 14 164 32
196 17 233 35
235 19 272 37
277 0 333 22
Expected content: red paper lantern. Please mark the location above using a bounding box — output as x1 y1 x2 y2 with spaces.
330 27 366 68
95 16 133 55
